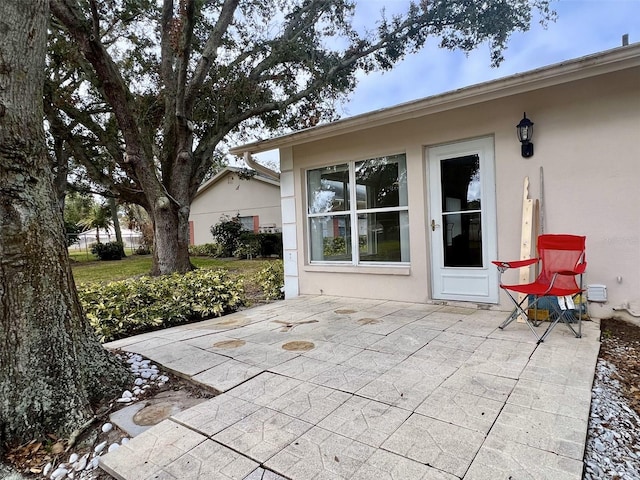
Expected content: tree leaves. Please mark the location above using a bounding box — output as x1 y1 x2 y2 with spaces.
47 0 553 274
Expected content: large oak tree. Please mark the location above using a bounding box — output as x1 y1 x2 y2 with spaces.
48 0 553 275
0 0 129 451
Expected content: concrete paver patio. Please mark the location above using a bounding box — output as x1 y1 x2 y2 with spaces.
101 295 600 480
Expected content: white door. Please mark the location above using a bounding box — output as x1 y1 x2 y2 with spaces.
427 137 498 303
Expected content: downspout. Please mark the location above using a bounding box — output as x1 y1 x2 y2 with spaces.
243 151 280 181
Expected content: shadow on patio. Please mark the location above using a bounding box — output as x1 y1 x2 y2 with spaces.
102 295 600 480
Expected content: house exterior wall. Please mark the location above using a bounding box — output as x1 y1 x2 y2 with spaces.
189 172 282 245
283 67 640 318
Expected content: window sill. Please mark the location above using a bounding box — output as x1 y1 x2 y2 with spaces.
304 264 411 276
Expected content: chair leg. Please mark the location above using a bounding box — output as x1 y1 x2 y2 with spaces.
537 299 582 344
538 311 563 344
499 308 519 330
499 292 530 329
499 290 544 343
563 306 582 339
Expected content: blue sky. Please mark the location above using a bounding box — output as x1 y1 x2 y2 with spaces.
249 0 640 165
342 0 640 116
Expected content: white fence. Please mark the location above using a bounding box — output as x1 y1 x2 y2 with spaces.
68 229 144 257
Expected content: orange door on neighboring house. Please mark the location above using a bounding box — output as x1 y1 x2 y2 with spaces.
253 216 260 233
189 221 195 245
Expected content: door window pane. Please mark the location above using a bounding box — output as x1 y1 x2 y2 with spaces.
310 215 352 261
307 164 350 213
443 212 482 267
441 155 481 212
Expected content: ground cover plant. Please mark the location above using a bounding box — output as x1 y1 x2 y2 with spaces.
77 269 245 342
254 260 285 301
71 256 284 342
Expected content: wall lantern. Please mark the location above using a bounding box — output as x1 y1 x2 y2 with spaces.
516 112 534 158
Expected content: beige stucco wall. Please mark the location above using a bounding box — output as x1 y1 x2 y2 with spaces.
189 172 282 245
284 67 640 318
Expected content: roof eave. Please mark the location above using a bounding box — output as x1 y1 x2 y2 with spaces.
229 43 640 156
194 166 280 199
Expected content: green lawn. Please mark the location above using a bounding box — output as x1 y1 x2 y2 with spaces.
70 253 274 285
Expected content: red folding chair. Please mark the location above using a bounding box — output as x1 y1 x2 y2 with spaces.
493 234 586 344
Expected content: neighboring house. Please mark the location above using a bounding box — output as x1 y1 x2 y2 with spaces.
230 44 640 319
189 166 282 245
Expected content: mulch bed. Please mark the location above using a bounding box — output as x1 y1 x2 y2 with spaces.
599 317 640 416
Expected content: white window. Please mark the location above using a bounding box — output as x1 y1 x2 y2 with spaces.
307 154 410 264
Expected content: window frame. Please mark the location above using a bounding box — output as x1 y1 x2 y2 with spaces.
306 154 410 266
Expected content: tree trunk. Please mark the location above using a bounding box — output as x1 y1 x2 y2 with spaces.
151 199 193 275
108 196 126 257
0 0 129 451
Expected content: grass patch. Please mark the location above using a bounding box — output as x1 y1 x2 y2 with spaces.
71 255 236 285
68 249 98 263
71 255 154 284
71 255 280 302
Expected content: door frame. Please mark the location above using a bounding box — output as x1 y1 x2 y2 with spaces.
427 136 499 304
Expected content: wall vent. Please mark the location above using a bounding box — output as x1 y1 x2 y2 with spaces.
587 284 607 302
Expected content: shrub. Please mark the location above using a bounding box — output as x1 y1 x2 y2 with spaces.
134 245 151 255
234 241 260 259
189 243 223 257
233 231 260 259
253 260 284 301
210 215 243 257
91 241 125 260
238 232 283 258
257 232 283 258
78 269 245 342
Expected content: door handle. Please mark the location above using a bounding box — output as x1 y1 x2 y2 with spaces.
431 219 439 231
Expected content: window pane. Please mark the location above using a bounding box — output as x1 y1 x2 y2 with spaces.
307 164 350 213
310 215 352 262
441 155 481 212
443 212 482 267
358 211 410 263
238 216 254 231
355 154 407 209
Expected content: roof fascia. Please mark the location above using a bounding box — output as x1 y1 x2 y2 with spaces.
229 44 640 155
194 166 280 199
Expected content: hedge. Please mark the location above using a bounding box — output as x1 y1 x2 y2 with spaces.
254 260 284 301
78 269 245 342
91 241 125 260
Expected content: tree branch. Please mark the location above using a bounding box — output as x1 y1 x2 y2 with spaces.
89 0 100 40
51 0 149 166
184 0 240 111
175 0 195 119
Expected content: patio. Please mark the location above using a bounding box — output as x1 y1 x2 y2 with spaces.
102 295 600 480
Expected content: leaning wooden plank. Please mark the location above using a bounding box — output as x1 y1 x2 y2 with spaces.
518 177 534 322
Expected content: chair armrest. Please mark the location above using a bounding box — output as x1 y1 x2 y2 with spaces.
492 258 539 270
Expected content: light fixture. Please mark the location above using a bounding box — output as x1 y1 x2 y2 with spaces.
516 112 534 158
